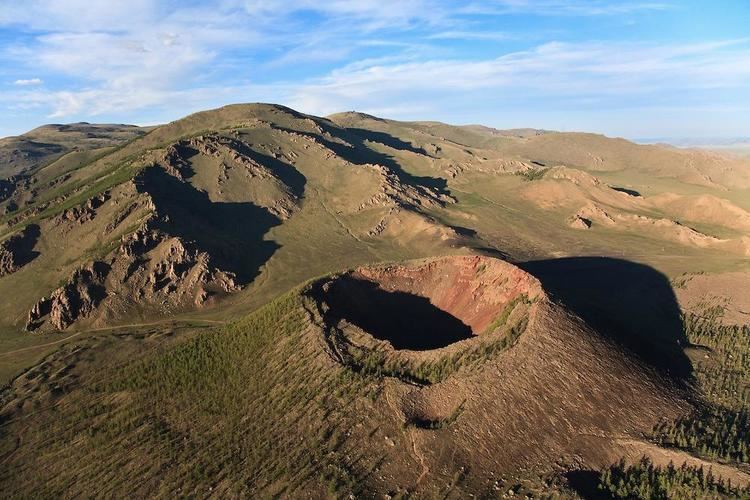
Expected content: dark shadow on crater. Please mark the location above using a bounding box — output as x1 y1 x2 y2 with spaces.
323 275 473 350
519 256 691 379
136 166 281 285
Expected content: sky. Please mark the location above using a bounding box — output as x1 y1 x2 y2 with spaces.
0 0 749 139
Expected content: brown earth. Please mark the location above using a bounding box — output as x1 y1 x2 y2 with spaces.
305 256 694 489
675 271 750 326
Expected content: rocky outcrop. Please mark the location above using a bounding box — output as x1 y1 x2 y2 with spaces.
574 201 750 255
357 163 454 212
26 262 110 331
0 224 40 277
576 202 616 225
25 216 244 331
118 225 241 308
545 165 602 186
54 192 110 229
569 215 592 229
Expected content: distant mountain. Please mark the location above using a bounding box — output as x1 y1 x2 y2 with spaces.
636 136 750 150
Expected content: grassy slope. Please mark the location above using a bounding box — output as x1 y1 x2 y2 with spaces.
0 123 147 179
1 104 748 381
0 105 749 498
0 290 414 497
1 269 694 498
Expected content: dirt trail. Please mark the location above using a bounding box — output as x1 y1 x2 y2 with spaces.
382 383 430 488
616 438 750 487
410 430 430 487
0 319 225 357
316 194 363 243
0 331 85 357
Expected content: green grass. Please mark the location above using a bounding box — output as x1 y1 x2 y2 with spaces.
649 313 750 467
598 457 750 499
1 289 385 497
482 294 532 335
683 313 750 409
515 168 548 181
653 407 750 464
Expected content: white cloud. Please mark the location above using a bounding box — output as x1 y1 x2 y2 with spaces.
459 0 670 16
0 0 449 120
0 0 157 32
0 0 745 139
13 78 42 86
285 40 750 120
427 31 510 41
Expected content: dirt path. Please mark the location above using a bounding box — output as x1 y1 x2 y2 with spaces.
409 428 430 487
314 190 363 243
0 319 225 357
0 331 86 357
615 438 750 487
382 382 430 489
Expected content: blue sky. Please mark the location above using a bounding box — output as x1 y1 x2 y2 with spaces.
0 0 749 139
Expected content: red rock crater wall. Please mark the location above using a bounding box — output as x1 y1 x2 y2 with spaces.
352 255 544 334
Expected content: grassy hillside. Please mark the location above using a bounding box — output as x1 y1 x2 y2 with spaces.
1 104 750 497
0 257 700 497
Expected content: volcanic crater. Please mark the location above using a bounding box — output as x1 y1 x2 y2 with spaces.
315 255 545 352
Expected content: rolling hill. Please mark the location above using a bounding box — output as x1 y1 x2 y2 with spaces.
1 103 749 497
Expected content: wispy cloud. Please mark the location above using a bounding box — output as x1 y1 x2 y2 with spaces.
427 31 510 41
284 38 750 137
459 0 671 16
0 1 747 138
13 78 42 86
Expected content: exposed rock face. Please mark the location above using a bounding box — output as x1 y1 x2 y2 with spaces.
25 214 244 331
27 262 110 331
576 202 617 225
312 255 544 354
357 163 455 212
545 165 602 187
53 192 110 229
117 225 241 309
569 215 592 229
0 224 40 277
345 255 543 335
